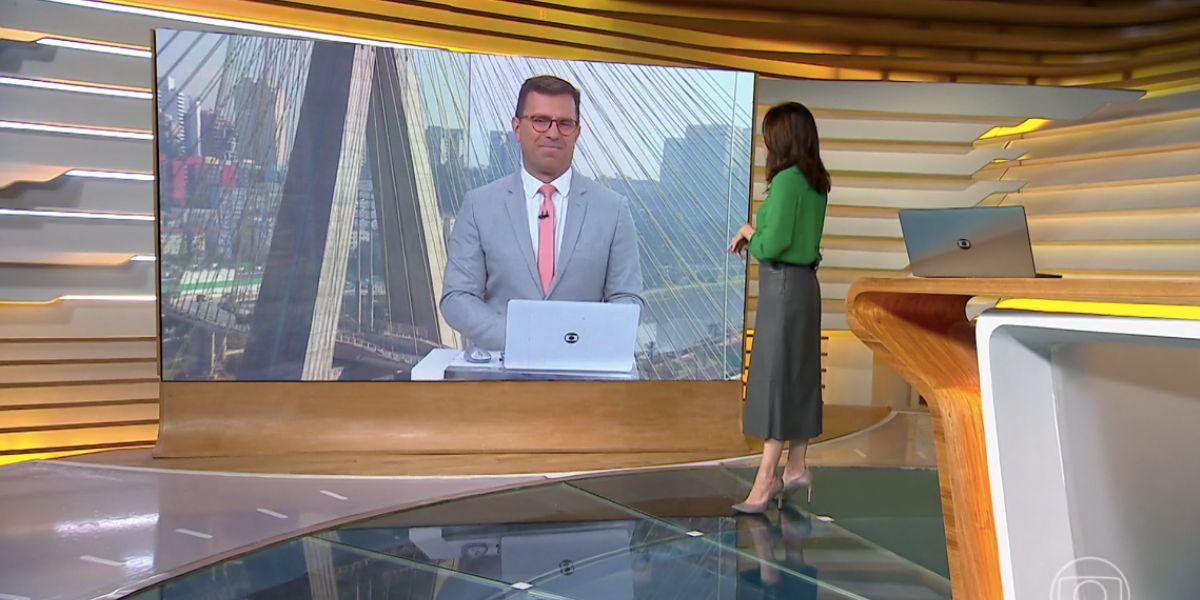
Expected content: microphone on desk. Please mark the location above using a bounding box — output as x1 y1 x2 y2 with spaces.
538 211 550 220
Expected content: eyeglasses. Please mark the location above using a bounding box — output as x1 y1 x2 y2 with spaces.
521 115 578 135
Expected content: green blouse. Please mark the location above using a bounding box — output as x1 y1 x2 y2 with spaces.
748 165 828 266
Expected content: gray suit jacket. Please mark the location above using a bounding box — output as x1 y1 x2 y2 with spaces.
440 171 645 350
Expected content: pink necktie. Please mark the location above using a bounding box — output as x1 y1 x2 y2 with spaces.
537 183 557 295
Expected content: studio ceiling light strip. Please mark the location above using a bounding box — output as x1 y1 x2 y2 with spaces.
66 169 154 181
36 37 152 58
0 75 152 99
41 0 421 50
59 294 156 301
0 207 154 221
0 120 152 140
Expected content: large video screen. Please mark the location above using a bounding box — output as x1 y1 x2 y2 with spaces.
155 29 753 381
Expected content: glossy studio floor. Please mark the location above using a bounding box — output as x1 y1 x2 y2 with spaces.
1 411 947 600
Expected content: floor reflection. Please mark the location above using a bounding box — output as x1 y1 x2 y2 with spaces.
135 464 949 599
736 509 818 600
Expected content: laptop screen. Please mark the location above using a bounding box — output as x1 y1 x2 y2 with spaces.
899 206 1039 278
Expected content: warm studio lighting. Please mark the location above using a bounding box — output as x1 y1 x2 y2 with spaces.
66 169 155 181
996 298 1200 321
0 119 152 140
0 75 152 99
37 36 151 58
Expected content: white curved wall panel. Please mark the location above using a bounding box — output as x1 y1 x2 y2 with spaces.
3 0 175 45
757 80 1141 120
824 215 904 238
817 282 853 301
1000 114 1200 158
825 180 1025 208
1040 91 1200 129
1033 243 1200 272
819 249 912 271
0 42 150 88
813 118 998 144
757 145 1026 176
993 147 1200 188
0 219 153 264
1016 178 1200 215
0 84 152 131
1029 211 1200 241
0 130 152 172
0 301 155 338
1 176 154 214
0 263 156 302
992 95 1200 279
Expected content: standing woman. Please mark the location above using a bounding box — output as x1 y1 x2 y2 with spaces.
728 102 830 513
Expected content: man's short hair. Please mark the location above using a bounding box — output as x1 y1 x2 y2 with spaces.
515 75 581 118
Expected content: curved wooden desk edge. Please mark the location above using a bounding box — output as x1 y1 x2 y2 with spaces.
845 277 1200 600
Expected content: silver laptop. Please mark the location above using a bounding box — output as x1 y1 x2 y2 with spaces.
899 206 1059 278
503 299 640 373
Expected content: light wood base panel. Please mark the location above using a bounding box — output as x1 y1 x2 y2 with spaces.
78 405 889 475
156 381 750 457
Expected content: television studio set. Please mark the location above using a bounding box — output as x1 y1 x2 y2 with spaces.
1 1 1198 599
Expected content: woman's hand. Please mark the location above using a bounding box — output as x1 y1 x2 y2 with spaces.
727 223 755 258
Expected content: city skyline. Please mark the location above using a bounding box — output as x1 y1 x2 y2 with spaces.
156 31 751 381
157 30 755 182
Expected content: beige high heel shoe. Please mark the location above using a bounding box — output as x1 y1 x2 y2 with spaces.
732 478 784 514
782 469 814 503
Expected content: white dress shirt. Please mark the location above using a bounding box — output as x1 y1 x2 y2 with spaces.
520 166 571 257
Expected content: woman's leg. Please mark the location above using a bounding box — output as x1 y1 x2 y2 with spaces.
743 439 785 503
743 516 781 585
783 440 809 482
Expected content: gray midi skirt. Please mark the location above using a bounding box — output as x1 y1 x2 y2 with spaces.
743 261 823 441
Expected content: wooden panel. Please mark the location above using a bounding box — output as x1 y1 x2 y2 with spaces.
157 381 749 456
0 381 158 407
74 404 887 475
0 302 155 338
0 360 157 384
845 277 1200 600
1 403 158 429
0 422 158 454
15 0 1193 87
0 338 156 362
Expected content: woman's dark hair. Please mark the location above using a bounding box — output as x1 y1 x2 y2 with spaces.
762 102 831 194
516 75 581 118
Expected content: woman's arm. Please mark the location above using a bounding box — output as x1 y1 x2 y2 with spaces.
749 171 800 261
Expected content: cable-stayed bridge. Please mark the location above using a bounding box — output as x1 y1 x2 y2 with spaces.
157 30 752 381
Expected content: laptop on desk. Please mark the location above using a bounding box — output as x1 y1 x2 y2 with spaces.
503 299 640 374
899 206 1061 278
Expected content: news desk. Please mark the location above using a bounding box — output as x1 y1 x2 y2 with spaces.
846 277 1200 600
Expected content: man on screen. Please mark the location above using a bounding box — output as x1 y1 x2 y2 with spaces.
440 75 644 351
